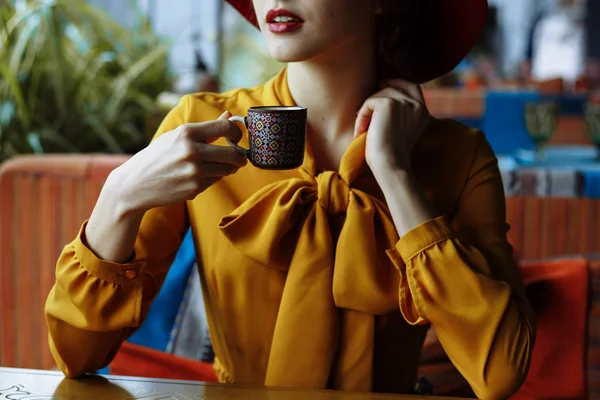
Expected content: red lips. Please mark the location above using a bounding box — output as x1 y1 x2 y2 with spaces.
266 9 304 33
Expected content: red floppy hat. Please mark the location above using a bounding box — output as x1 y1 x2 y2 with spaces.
225 0 488 83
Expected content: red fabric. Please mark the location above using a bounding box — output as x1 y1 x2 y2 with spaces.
224 0 488 84
512 259 589 400
110 342 218 382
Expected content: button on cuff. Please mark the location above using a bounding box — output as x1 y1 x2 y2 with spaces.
124 269 138 280
73 221 148 284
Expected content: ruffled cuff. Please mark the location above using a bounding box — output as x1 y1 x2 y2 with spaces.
395 216 454 263
51 221 149 330
386 216 455 326
74 221 148 286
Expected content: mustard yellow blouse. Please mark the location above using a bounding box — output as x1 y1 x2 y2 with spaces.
45 69 535 398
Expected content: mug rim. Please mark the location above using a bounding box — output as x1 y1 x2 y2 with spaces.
248 106 307 113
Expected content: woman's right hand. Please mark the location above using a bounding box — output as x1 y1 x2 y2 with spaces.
83 111 246 263
108 111 247 214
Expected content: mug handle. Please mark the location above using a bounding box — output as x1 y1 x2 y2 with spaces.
226 116 249 155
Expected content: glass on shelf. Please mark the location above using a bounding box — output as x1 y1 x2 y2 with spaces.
585 103 600 159
524 101 559 161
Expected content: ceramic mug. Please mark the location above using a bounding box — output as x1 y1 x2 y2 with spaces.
226 106 307 170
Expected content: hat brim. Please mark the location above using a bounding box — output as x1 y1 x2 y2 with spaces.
224 0 488 83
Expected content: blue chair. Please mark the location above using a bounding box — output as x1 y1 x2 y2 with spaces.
481 91 541 155
127 228 198 350
581 166 600 198
455 117 482 131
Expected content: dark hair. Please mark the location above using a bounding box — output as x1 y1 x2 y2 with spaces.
376 0 421 81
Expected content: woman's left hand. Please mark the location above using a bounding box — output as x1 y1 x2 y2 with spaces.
354 80 431 174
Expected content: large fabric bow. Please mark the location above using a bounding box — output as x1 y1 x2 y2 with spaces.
219 135 402 391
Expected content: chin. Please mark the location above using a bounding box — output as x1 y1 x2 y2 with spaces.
268 47 313 63
269 50 310 63
266 40 321 63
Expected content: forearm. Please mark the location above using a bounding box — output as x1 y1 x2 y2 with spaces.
86 169 146 263
46 229 150 377
391 220 535 398
376 158 534 397
372 162 437 237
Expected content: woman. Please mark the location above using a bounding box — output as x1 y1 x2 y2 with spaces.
45 0 535 398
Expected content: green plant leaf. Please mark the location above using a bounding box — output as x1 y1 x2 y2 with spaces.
8 11 37 75
44 5 68 116
0 0 173 161
36 128 81 153
0 58 30 126
106 40 171 123
84 114 124 153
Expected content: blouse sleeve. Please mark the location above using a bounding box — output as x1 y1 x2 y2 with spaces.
44 97 191 377
388 133 536 399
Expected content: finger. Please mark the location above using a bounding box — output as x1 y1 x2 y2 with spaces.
180 119 243 144
218 110 232 120
380 87 429 119
354 100 376 138
355 96 394 138
196 142 247 168
199 161 240 177
381 80 425 104
205 111 234 144
371 88 426 120
373 87 418 104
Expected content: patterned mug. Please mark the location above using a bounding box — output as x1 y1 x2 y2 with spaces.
227 106 307 170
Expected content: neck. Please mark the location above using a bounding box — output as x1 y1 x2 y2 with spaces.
286 38 378 142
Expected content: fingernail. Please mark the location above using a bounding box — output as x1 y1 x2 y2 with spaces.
218 110 230 119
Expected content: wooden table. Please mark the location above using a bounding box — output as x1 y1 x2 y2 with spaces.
0 367 460 399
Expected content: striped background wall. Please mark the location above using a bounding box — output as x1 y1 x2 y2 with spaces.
0 155 129 370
